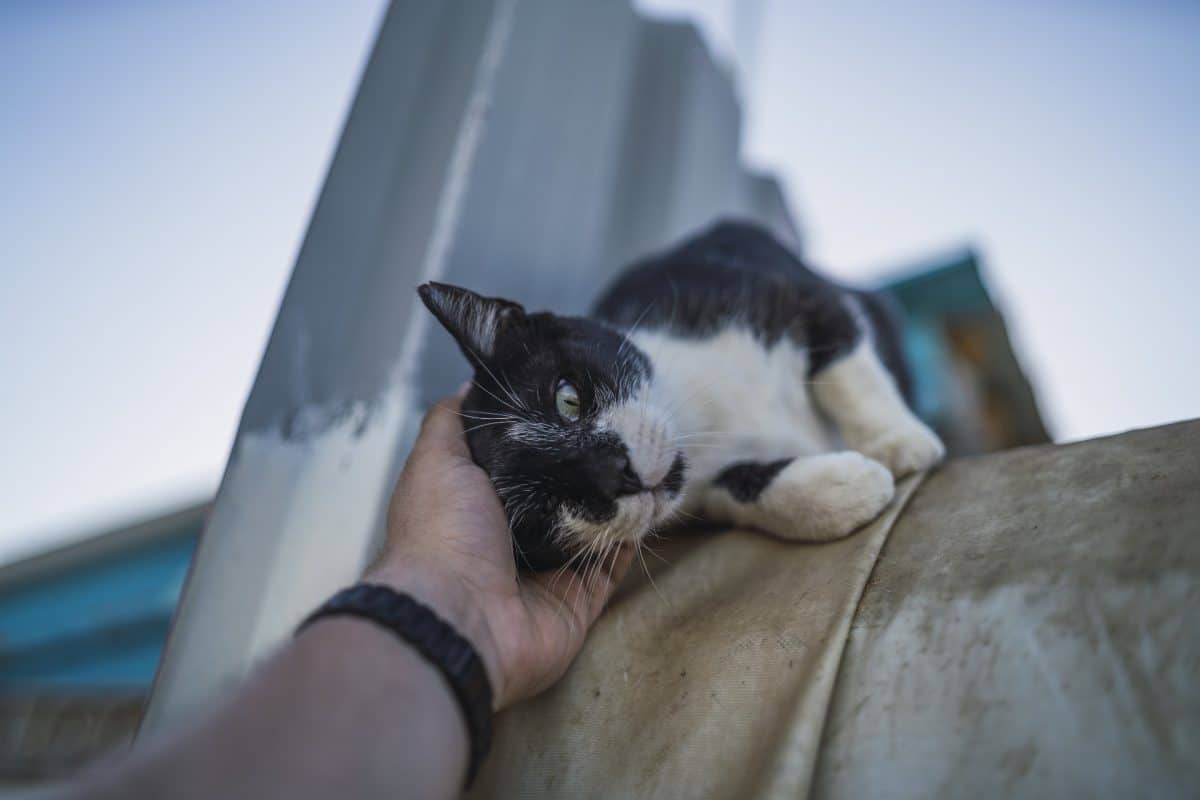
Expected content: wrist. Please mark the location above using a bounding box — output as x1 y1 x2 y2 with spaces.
363 559 502 707
298 581 496 787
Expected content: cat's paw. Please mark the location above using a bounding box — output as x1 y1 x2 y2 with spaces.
858 420 945 478
761 452 895 541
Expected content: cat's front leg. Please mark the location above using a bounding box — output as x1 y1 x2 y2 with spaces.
812 342 945 477
696 452 895 542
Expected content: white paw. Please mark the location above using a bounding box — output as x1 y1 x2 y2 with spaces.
859 420 945 478
761 452 895 541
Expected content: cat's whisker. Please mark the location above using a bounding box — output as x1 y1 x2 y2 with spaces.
470 379 526 416
580 531 612 594
480 361 527 412
463 420 519 434
547 534 597 600
560 537 604 631
456 406 520 417
572 527 618 618
541 553 586 635
549 537 590 582
498 371 526 412
570 549 596 621
636 538 671 610
669 429 738 439
677 443 738 451
661 384 699 418
458 410 522 421
639 539 671 566
584 535 621 618
458 340 529 413
654 381 714 428
616 301 656 358
508 528 532 580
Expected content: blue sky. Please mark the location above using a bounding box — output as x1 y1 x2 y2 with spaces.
2 0 1198 563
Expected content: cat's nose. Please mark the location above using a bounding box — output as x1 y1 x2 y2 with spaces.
616 458 643 496
593 452 643 500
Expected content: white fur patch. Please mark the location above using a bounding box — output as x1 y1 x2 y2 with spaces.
631 326 836 490
812 341 945 477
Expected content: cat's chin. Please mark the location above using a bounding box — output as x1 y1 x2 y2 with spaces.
558 487 683 550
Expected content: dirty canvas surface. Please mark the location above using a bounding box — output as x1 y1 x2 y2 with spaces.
470 478 925 799
470 421 1200 798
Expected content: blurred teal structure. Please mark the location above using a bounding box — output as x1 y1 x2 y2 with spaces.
0 504 204 689
885 248 994 422
883 249 1049 455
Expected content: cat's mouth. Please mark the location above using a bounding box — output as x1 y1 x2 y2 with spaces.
612 451 688 539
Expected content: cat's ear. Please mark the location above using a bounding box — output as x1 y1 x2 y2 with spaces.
417 282 526 363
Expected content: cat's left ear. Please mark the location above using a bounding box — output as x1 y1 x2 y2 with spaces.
417 282 527 363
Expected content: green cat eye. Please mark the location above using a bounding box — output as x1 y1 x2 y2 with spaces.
555 379 581 421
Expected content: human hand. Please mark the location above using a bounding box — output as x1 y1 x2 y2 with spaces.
366 387 634 709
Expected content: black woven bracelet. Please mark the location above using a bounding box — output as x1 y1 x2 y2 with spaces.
297 584 494 788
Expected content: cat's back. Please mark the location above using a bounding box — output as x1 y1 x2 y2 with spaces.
591 220 836 343
591 218 915 416
593 221 847 467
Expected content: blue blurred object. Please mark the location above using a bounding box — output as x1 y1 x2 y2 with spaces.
0 505 203 689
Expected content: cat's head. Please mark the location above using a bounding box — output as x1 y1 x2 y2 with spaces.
418 282 686 570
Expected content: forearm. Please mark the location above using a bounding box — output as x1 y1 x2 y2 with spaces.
50 385 627 799
74 619 469 800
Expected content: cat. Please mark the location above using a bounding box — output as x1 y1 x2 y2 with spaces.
418 220 944 571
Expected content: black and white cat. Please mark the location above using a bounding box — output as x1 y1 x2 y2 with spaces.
418 221 944 570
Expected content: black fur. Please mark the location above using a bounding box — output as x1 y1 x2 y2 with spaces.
712 459 794 503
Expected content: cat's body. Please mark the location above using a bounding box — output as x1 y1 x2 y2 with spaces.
419 221 943 570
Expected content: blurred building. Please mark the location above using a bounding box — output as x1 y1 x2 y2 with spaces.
0 504 204 781
882 247 1051 455
0 247 1047 782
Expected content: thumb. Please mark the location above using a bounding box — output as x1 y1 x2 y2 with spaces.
415 384 473 461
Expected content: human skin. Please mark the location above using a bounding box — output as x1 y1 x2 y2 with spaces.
56 387 633 800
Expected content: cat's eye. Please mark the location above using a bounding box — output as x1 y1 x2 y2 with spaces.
555 379 581 422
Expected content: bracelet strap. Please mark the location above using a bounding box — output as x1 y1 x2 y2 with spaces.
297 584 494 787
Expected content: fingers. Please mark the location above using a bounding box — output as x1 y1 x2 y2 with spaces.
415 384 473 460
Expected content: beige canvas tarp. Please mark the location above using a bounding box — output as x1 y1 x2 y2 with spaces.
471 420 1200 799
